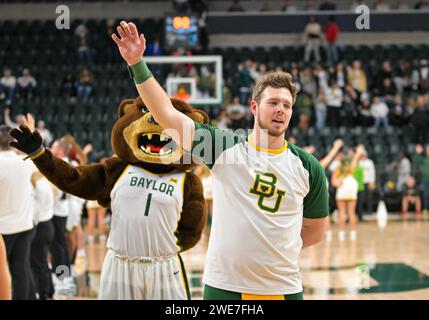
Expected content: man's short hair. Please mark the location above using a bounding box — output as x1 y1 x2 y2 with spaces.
0 125 12 149
252 71 297 105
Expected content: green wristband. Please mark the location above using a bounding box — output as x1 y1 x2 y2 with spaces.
128 60 153 84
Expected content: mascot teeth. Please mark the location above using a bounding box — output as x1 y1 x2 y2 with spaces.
147 133 153 140
160 134 170 142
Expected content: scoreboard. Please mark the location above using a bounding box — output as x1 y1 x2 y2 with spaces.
165 15 199 49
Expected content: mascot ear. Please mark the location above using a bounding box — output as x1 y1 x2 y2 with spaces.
117 99 137 119
192 109 210 124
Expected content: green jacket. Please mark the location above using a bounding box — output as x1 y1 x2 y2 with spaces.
412 154 429 182
353 165 365 192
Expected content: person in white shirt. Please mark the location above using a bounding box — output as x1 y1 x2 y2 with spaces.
397 152 411 191
303 16 322 63
371 95 389 128
358 150 376 218
0 69 16 106
112 21 329 300
411 59 429 93
30 172 55 300
48 139 72 284
36 120 53 147
0 125 36 299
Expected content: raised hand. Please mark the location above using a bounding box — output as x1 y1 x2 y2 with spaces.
9 124 43 155
355 144 366 155
111 21 146 66
24 113 35 132
332 139 344 150
83 143 93 155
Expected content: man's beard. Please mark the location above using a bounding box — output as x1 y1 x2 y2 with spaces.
257 115 287 137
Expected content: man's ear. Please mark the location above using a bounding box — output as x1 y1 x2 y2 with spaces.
250 99 258 116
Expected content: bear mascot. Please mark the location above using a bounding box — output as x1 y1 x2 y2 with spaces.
10 96 208 300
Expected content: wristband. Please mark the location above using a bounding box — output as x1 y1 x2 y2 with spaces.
23 146 45 161
128 60 153 84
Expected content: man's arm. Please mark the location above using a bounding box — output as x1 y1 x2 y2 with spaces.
112 21 195 151
4 107 18 129
297 147 330 248
301 217 329 248
9 124 126 204
320 139 343 170
350 144 365 173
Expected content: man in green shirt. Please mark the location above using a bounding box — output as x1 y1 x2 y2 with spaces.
111 21 329 300
413 144 429 214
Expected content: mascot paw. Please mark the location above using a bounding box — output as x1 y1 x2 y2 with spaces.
9 124 43 155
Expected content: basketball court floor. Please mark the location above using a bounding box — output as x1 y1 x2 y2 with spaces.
72 217 429 300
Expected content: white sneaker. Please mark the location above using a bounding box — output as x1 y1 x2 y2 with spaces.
350 230 357 241
338 231 345 241
325 230 332 241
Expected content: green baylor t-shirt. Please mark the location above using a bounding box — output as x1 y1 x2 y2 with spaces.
192 122 329 295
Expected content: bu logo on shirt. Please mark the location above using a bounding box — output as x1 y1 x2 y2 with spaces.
249 170 286 213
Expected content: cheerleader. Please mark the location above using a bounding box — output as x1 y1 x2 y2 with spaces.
331 145 365 241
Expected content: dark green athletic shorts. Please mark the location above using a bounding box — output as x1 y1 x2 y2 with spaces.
204 284 304 300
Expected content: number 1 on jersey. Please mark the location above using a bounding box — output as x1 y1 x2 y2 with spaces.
144 193 152 216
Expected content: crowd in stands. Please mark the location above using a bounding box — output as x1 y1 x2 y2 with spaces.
1 0 429 11
225 0 429 12
214 57 429 146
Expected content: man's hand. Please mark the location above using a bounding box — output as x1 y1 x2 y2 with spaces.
111 21 146 66
24 113 35 132
83 143 93 155
355 144 366 155
332 139 344 150
9 124 43 155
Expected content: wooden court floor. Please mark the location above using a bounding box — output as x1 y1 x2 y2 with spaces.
80 219 429 300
